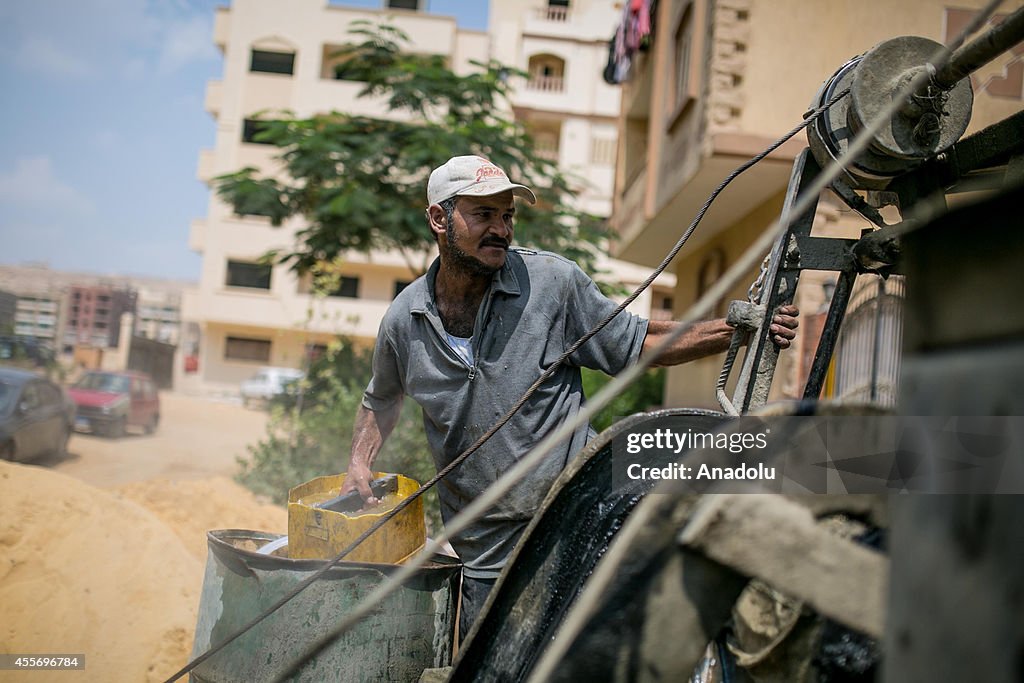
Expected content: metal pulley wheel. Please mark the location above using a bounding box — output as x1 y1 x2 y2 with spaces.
808 36 974 189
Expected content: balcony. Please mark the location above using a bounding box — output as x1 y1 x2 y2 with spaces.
188 219 206 253
192 287 392 341
526 75 565 93
213 7 229 53
196 149 216 184
534 5 570 22
205 80 223 118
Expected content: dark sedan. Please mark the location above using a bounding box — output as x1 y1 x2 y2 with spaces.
0 366 75 462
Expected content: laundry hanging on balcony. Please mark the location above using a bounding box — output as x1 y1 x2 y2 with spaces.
604 0 655 84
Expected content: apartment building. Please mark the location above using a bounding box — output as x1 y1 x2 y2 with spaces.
135 286 183 345
64 285 137 349
609 0 1023 408
0 263 189 354
185 0 676 393
183 0 489 392
492 0 677 317
0 290 16 334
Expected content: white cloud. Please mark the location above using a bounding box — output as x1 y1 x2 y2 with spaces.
0 157 95 214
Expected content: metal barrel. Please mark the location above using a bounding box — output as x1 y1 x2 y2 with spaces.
189 529 460 683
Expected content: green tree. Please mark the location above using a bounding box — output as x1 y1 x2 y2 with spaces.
215 21 612 277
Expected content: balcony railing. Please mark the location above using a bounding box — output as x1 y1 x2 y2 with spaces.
527 75 565 92
534 6 570 22
535 140 560 161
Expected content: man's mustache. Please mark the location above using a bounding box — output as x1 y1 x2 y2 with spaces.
480 238 510 250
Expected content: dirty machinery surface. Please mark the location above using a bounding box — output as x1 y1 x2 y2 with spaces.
453 13 1024 683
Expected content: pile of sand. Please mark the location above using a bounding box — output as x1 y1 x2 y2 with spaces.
115 477 286 561
0 463 287 682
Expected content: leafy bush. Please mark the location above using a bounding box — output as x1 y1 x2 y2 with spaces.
581 367 667 433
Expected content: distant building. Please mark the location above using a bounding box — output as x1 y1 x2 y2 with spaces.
0 290 16 334
135 286 183 345
64 285 137 349
0 263 191 354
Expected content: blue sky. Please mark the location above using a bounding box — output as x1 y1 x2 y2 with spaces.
0 1 488 282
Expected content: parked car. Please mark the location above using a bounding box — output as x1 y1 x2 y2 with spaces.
240 367 304 408
67 370 160 438
0 366 75 462
0 336 57 375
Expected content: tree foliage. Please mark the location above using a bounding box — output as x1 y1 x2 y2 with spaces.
215 21 612 277
581 367 667 433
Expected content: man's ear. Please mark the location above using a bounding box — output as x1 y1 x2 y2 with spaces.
427 204 447 241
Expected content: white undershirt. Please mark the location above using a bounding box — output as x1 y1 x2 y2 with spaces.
445 332 474 366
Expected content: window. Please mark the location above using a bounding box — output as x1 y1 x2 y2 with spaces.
327 276 360 299
250 49 295 75
20 384 40 411
242 119 275 145
590 137 617 166
538 0 570 21
305 343 328 362
225 336 272 362
393 280 412 299
225 260 272 290
531 122 561 161
527 54 566 92
386 0 420 9
667 3 697 129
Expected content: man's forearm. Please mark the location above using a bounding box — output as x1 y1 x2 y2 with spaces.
349 402 402 470
641 319 734 367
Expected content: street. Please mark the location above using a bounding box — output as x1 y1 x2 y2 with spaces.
40 392 269 488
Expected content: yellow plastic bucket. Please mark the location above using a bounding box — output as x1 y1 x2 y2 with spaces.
287 472 425 564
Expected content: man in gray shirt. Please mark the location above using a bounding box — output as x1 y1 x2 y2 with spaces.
342 155 799 639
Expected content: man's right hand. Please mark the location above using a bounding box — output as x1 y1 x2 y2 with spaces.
340 460 380 508
344 403 402 509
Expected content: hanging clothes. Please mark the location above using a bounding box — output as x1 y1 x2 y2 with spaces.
604 0 655 84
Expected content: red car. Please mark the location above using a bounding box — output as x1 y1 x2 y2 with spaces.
67 370 160 438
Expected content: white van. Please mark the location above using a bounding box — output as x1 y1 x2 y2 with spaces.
239 367 304 408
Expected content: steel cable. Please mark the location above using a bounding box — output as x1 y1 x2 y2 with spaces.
163 87 851 683
270 1 1005 674
164 3 1003 677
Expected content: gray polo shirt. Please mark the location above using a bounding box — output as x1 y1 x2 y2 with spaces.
362 248 649 578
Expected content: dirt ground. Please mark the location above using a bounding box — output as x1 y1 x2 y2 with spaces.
0 392 288 683
41 392 270 486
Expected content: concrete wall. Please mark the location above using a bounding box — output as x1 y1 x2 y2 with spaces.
611 0 1024 408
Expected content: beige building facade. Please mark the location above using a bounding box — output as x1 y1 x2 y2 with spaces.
185 0 675 394
183 0 490 392
610 0 1024 408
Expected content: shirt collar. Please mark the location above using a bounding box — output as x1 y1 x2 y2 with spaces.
411 252 522 314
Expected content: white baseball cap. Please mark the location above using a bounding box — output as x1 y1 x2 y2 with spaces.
427 155 537 206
